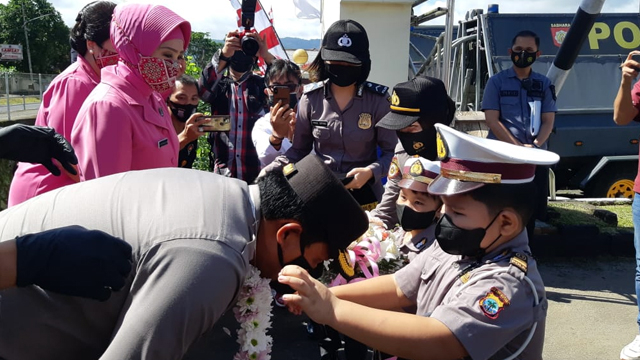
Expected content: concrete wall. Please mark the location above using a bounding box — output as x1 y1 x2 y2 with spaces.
321 0 413 88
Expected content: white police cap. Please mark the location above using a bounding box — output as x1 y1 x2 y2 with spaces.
428 124 560 195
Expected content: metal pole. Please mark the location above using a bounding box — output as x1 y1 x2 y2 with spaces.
4 73 10 122
443 0 456 90
38 72 42 99
21 1 34 85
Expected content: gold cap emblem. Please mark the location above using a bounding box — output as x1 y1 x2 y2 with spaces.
391 91 400 106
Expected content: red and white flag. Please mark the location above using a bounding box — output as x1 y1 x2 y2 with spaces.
268 6 273 24
229 0 289 72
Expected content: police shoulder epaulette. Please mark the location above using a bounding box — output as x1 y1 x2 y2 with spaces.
303 81 325 94
363 81 389 96
509 252 528 274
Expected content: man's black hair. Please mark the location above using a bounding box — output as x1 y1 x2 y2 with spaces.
264 59 302 86
257 170 320 247
468 182 537 228
511 30 540 49
176 74 199 94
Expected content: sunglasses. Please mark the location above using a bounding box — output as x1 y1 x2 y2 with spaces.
269 84 299 92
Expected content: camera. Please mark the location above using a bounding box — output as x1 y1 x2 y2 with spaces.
239 0 259 57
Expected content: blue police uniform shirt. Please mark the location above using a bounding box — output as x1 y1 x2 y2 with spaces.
481 67 557 148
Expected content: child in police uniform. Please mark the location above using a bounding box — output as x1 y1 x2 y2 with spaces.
394 157 442 261
279 123 559 360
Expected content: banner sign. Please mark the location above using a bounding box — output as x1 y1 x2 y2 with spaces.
1 44 23 61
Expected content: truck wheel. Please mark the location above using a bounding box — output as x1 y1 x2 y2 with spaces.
584 164 636 199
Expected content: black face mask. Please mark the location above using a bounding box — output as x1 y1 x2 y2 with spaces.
325 64 361 87
277 241 322 278
435 213 502 258
230 51 255 73
397 130 433 157
168 101 196 123
511 50 537 68
396 204 437 231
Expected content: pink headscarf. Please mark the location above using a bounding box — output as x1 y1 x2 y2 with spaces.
111 3 191 66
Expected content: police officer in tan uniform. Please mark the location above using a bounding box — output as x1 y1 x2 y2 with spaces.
267 20 397 211
369 76 455 228
279 124 560 360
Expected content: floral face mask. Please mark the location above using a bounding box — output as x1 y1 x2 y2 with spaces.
93 48 119 69
137 56 181 93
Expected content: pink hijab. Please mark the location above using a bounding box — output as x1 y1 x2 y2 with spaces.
110 3 191 66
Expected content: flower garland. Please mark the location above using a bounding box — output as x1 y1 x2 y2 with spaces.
232 264 274 360
322 223 407 286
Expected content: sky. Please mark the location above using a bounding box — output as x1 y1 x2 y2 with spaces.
2 0 638 41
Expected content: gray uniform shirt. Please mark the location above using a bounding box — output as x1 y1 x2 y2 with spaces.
369 142 413 228
267 80 397 199
0 168 258 360
394 231 547 360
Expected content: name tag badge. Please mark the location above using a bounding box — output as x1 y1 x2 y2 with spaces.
158 138 169 148
500 90 518 97
311 120 328 128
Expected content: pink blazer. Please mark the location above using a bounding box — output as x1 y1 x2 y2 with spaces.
8 56 99 207
71 63 179 181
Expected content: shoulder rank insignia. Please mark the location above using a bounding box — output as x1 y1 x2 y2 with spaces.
303 81 325 94
510 252 528 274
363 81 389 96
283 163 298 179
479 287 510 319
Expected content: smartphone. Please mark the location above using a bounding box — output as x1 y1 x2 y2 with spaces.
272 86 291 107
198 116 231 132
632 54 640 72
341 176 355 186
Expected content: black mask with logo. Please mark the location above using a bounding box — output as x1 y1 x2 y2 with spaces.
230 51 255 73
168 101 197 123
397 130 435 158
511 50 537 68
325 64 361 87
396 204 437 231
435 212 502 258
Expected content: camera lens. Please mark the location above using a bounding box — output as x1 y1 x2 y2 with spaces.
241 35 259 57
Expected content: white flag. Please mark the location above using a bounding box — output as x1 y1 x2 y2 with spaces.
293 0 321 19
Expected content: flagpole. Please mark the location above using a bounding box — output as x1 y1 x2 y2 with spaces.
257 0 290 60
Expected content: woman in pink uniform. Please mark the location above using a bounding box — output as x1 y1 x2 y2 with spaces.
70 3 190 181
8 1 117 206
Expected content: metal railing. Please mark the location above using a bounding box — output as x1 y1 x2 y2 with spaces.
1 72 57 123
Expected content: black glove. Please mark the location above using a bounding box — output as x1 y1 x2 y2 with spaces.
15 225 133 301
0 124 78 176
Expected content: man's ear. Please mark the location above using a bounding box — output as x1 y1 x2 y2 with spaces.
508 48 513 56
536 50 542 56
264 87 269 96
497 209 521 238
275 222 304 253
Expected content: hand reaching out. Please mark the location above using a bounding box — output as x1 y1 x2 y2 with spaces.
278 265 338 325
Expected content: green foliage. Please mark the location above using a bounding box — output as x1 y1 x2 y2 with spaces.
0 0 70 73
182 54 213 172
0 64 17 73
186 32 221 72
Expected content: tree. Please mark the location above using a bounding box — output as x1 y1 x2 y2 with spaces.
0 0 70 74
186 32 222 72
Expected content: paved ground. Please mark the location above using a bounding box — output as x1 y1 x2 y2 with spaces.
181 256 639 360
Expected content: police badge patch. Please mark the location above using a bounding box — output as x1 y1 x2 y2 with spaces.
479 287 510 319
358 113 372 129
388 157 400 179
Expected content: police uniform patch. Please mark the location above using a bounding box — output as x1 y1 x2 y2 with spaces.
414 237 427 250
388 157 400 179
364 81 388 96
436 132 448 160
479 287 510 319
358 113 372 129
